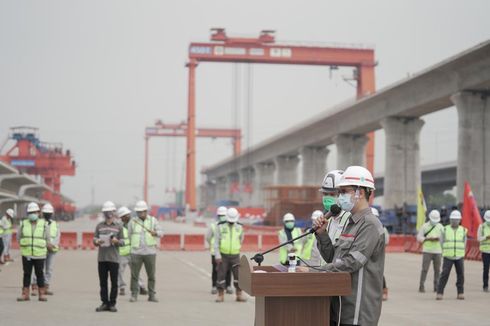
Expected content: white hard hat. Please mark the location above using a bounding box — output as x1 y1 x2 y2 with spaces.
27 202 40 213
429 210 441 223
337 166 375 190
134 200 148 212
449 210 462 220
283 213 295 222
216 206 227 216
371 207 380 217
311 210 323 221
102 201 116 212
484 210 490 222
117 206 131 218
319 170 344 193
226 207 240 223
42 203 54 214
6 208 15 218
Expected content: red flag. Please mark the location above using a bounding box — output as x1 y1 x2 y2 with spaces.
462 181 482 238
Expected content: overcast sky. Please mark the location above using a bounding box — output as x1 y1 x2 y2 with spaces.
1 0 489 207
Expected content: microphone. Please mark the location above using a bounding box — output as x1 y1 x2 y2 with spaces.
309 204 342 233
250 204 342 265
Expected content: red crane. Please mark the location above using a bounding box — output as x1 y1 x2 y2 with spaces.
185 28 376 210
0 127 76 218
144 120 241 203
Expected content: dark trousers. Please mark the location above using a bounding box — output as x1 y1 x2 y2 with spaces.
483 252 490 289
98 261 119 306
22 256 45 288
217 254 240 290
211 255 231 287
0 238 4 260
437 257 464 295
419 253 442 291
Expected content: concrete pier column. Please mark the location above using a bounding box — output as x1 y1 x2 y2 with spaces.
227 172 240 202
334 134 369 169
239 167 254 207
381 117 424 209
301 146 329 185
199 180 216 208
452 91 490 206
253 161 275 206
215 176 227 202
275 155 300 185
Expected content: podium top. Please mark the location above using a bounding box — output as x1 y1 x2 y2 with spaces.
239 255 351 297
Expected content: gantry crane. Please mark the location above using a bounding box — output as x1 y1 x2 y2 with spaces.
184 28 376 210
144 120 241 203
0 127 76 218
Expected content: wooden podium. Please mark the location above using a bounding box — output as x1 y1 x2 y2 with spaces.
239 255 351 326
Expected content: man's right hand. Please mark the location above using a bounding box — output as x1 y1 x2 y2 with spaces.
313 217 328 235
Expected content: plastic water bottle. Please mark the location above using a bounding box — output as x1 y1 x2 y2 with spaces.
288 253 297 273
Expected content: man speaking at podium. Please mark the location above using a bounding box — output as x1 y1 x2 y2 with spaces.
297 166 385 326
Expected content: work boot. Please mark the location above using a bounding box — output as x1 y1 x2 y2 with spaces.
129 295 137 303
45 284 53 295
418 285 425 293
16 287 30 302
148 295 159 303
436 294 443 300
108 305 117 312
6 255 14 262
211 286 218 295
226 286 234 294
215 289 224 303
38 287 48 302
31 284 38 296
119 288 126 296
139 287 148 295
236 290 247 302
95 303 109 312
457 293 465 300
382 288 388 301
484 287 489 293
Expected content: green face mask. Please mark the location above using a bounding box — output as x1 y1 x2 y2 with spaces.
322 196 336 211
285 221 295 230
28 213 38 222
218 215 227 223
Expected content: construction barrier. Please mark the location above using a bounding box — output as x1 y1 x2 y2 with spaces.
161 234 181 251
241 234 260 252
261 233 279 250
81 232 96 250
60 232 78 250
183 234 205 251
385 235 408 253
11 232 19 250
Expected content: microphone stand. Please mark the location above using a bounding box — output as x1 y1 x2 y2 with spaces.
250 228 315 266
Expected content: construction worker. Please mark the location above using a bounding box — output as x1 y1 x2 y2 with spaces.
116 206 148 296
128 200 162 303
0 208 15 263
436 210 467 300
372 207 390 301
17 202 50 302
301 210 325 267
32 203 59 296
214 207 246 303
477 210 490 292
278 213 303 266
320 170 351 244
301 165 385 326
417 209 444 293
206 206 232 295
93 201 124 312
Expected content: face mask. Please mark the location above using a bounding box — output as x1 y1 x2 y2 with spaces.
338 193 355 212
44 213 53 221
28 213 38 222
322 196 336 211
429 220 438 226
218 215 227 223
284 221 295 230
450 220 460 227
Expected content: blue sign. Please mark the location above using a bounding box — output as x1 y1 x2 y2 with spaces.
11 160 35 167
189 46 212 55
